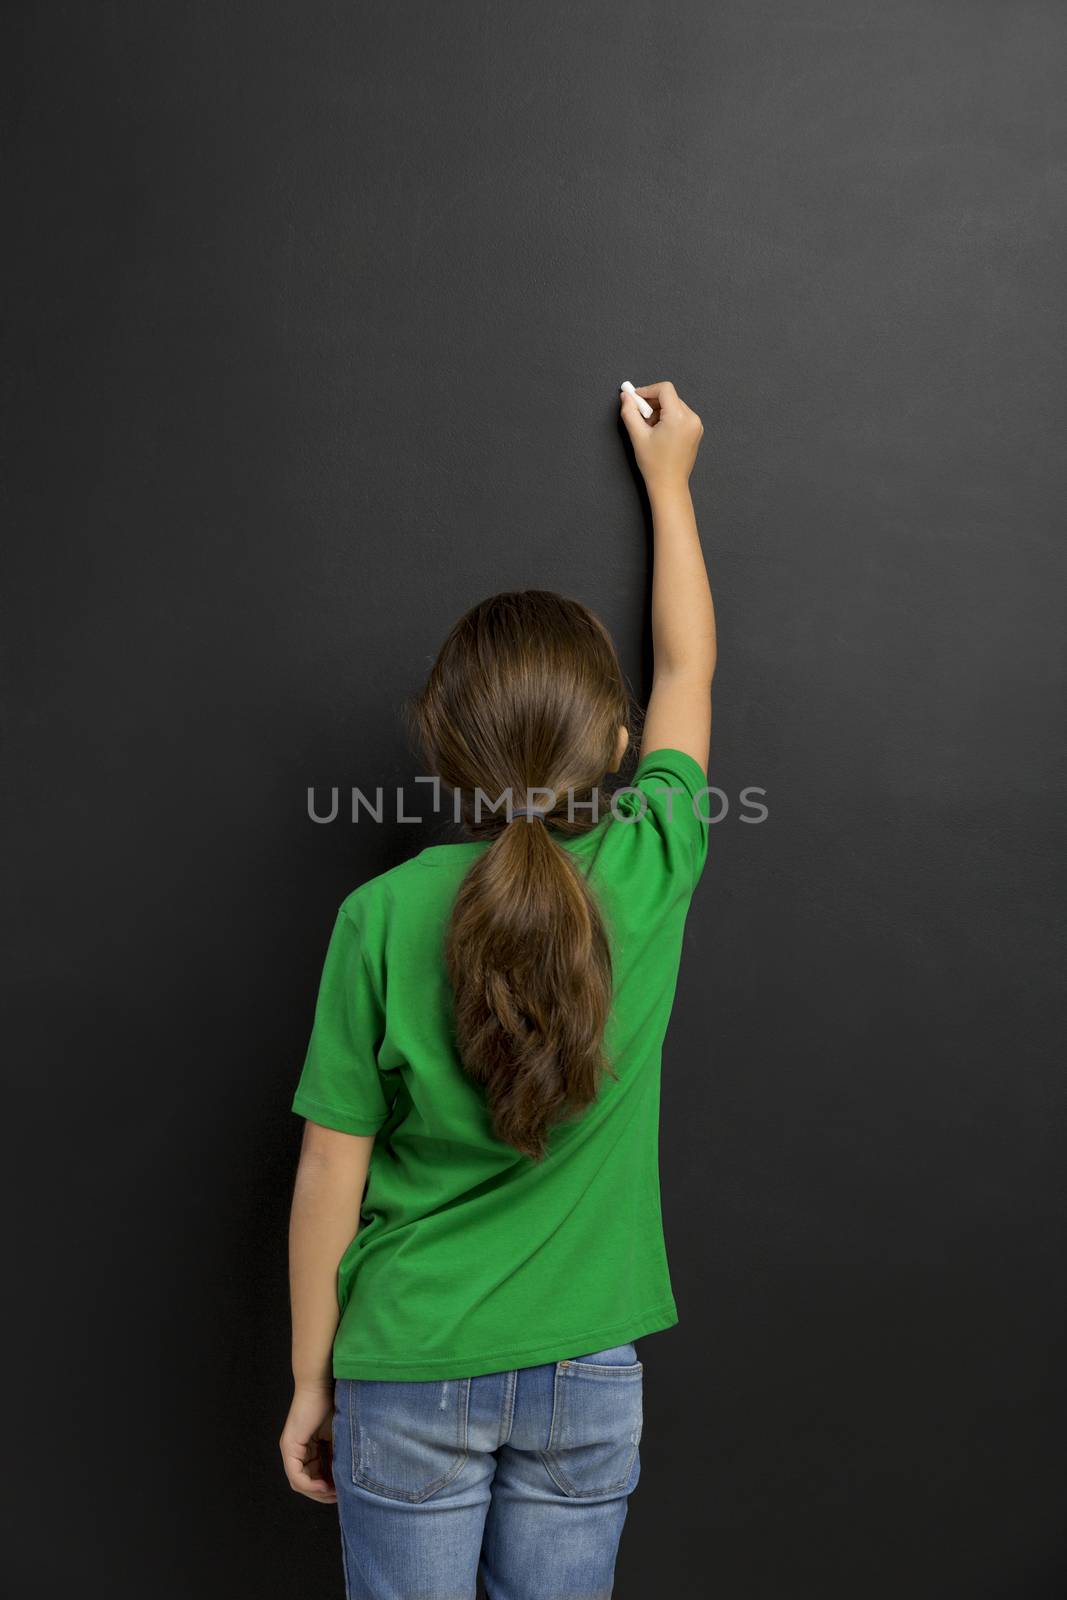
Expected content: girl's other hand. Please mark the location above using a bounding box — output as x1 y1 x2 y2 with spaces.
280 1381 337 1503
620 380 704 495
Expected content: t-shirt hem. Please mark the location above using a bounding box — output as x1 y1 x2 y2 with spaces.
291 1090 387 1136
633 745 708 796
331 1299 680 1381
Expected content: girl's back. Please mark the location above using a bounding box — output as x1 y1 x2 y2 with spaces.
293 745 710 1381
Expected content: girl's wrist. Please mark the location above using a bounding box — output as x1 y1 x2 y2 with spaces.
647 476 693 508
292 1370 334 1392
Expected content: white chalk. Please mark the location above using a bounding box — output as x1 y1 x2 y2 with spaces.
620 380 654 420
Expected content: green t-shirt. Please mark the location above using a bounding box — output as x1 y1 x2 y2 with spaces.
292 746 710 1381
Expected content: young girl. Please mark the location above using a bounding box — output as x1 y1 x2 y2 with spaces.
281 379 716 1599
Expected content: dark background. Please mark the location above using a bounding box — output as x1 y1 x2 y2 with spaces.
5 2 1066 1595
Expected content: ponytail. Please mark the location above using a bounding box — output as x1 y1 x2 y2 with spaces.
411 589 632 1162
446 815 615 1162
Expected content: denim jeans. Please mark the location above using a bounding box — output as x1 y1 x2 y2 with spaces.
332 1341 644 1600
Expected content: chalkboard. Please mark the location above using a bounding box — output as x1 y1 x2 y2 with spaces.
5 3 1065 1596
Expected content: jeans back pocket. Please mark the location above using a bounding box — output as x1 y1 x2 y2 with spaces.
342 1376 471 1503
543 1346 643 1498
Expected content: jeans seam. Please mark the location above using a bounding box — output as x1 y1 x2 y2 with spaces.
500 1365 518 1445
540 1363 571 1496
336 1385 353 1599
338 1508 353 1600
568 1360 643 1377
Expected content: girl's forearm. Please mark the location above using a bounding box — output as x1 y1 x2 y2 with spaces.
647 482 717 682
288 1137 368 1388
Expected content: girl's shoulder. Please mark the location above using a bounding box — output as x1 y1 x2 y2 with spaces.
587 746 712 903
336 846 470 930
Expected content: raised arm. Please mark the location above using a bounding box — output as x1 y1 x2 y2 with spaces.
619 380 716 774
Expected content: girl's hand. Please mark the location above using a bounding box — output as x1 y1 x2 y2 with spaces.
280 1381 337 1503
620 380 704 495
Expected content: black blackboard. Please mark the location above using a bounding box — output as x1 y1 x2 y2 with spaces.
5 3 1065 1595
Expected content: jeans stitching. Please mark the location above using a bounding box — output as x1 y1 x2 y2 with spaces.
337 1387 353 1600
338 1507 353 1599
541 1362 644 1498
349 1377 472 1504
569 1360 643 1376
500 1366 518 1445
539 1363 572 1497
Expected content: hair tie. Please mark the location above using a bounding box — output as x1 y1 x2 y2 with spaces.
509 807 549 822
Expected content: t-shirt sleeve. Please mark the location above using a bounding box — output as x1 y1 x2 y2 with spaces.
612 746 712 893
291 907 392 1136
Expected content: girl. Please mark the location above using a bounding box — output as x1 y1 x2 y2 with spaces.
281 379 716 1599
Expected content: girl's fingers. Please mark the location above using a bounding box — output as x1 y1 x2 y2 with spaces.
282 1449 337 1499
634 381 679 414
619 389 650 439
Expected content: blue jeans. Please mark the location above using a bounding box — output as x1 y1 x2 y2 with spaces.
332 1341 644 1600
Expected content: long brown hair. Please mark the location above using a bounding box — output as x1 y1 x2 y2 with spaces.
411 590 632 1162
